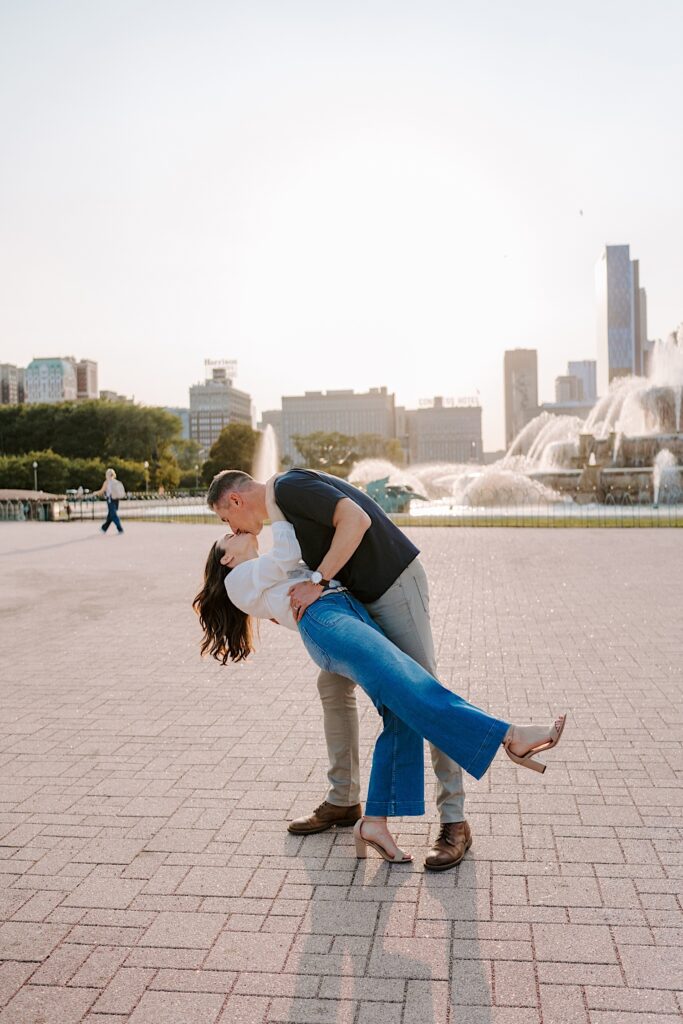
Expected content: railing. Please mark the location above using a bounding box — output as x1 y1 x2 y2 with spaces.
2 491 682 527
58 494 683 528
390 501 683 528
63 492 211 524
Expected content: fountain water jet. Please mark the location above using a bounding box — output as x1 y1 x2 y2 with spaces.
252 424 280 482
653 450 682 506
349 327 682 511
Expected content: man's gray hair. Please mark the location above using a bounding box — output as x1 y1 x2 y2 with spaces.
206 470 255 508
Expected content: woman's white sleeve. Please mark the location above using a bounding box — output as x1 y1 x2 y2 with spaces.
248 522 304 589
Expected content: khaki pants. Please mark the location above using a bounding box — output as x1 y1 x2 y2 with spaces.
316 557 466 822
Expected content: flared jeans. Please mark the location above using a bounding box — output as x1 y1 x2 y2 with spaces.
298 590 510 817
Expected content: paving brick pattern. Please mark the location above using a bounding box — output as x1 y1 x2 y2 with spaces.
1 522 681 1023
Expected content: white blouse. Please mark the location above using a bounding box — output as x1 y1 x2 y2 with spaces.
225 521 337 632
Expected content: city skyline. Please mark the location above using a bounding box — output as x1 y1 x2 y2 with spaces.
1 1 682 449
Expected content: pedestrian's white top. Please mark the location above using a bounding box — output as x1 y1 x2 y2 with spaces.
225 521 337 631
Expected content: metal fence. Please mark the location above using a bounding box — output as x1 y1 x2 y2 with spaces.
7 492 674 528
64 493 214 525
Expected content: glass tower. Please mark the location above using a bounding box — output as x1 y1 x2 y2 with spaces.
596 245 646 395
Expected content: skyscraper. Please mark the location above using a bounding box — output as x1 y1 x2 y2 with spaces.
189 362 252 449
504 349 538 448
595 244 648 394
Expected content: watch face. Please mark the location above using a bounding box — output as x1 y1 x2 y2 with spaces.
310 571 322 585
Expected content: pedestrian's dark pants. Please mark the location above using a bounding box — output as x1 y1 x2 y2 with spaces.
102 497 124 533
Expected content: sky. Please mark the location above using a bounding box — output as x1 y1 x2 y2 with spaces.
1 0 682 450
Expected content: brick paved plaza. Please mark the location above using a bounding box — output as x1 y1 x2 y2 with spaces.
1 522 681 1024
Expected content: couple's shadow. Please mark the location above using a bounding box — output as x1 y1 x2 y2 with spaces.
283 821 493 1024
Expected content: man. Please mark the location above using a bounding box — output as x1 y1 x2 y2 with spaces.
207 467 471 871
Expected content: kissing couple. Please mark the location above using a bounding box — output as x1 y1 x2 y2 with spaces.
194 468 566 868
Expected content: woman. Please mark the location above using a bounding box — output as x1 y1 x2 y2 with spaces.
93 468 125 535
194 484 566 864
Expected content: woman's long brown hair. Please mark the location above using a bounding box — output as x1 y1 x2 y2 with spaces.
193 542 253 663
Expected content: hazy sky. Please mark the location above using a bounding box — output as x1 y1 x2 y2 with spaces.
1 0 682 449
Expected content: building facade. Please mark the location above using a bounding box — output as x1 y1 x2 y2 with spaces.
567 360 597 402
73 359 98 400
258 409 282 438
555 375 584 403
504 349 538 448
595 244 648 395
0 364 20 405
274 387 396 462
189 365 252 449
407 397 482 463
25 358 78 403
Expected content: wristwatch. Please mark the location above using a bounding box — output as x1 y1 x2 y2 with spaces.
310 571 329 587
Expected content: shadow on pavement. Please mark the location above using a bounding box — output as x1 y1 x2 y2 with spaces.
282 827 492 1024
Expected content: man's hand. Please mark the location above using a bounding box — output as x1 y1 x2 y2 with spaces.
288 580 323 622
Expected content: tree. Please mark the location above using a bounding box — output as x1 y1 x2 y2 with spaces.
202 423 259 484
290 432 405 477
0 401 181 462
0 450 147 493
170 438 204 471
154 455 181 491
353 434 405 465
291 432 357 478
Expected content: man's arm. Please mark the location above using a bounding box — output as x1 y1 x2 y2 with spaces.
316 497 371 580
288 497 371 621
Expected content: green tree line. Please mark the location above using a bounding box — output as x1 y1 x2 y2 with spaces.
0 401 180 461
0 401 404 491
0 452 149 494
0 401 189 492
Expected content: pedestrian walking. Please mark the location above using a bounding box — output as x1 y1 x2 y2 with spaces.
93 468 125 534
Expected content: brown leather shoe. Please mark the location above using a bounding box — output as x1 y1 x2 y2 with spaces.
424 820 472 871
288 801 362 835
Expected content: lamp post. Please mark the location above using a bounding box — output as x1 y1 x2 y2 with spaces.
143 460 149 495
32 460 38 492
194 464 199 490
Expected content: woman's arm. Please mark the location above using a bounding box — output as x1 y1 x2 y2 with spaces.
226 524 304 614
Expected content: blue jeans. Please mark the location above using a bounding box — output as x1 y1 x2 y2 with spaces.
102 498 123 533
298 591 509 817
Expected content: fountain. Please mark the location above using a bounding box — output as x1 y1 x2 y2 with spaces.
252 424 280 482
653 450 682 507
350 326 683 510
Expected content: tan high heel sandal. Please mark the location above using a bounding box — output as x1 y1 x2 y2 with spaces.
353 819 413 864
504 715 567 774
